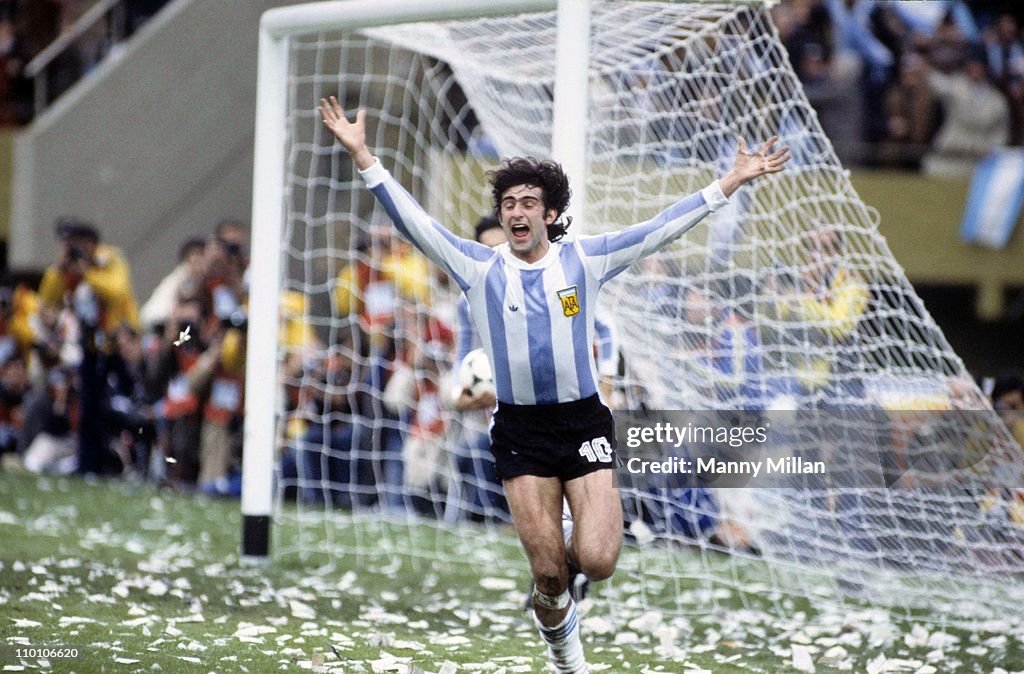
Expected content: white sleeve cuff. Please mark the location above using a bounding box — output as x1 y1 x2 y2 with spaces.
358 158 388 187
701 180 729 212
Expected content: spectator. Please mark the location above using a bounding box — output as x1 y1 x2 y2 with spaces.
37 218 139 474
151 298 205 487
923 48 1011 177
139 236 206 333
38 218 139 333
0 283 35 368
880 53 939 168
334 225 432 335
383 339 451 517
992 373 1024 448
293 328 373 508
104 325 155 476
0 350 26 455
826 0 895 157
927 11 970 75
984 13 1024 144
785 227 869 401
205 219 248 331
190 324 246 496
19 366 74 474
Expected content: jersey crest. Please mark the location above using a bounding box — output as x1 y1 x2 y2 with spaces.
557 286 580 317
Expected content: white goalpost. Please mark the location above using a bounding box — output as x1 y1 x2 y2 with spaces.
242 0 561 561
243 0 1024 642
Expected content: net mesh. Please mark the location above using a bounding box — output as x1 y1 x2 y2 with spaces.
271 0 1024 624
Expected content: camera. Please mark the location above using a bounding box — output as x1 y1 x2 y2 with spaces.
66 243 87 263
218 238 243 258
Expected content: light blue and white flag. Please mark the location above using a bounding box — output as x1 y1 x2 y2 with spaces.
960 148 1024 249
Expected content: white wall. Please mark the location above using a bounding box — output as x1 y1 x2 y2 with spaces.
10 0 307 298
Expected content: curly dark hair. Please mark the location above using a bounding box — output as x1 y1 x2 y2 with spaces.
486 157 573 242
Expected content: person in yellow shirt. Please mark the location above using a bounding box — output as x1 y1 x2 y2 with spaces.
334 226 431 332
37 218 139 334
792 227 870 397
37 218 140 475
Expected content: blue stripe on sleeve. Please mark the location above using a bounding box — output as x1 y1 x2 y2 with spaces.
484 259 514 403
579 191 706 256
452 297 477 390
369 182 494 290
455 297 476 365
600 265 630 284
561 245 596 399
522 269 559 404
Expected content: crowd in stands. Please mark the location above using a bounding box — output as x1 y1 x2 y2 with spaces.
774 0 1024 172
0 217 250 497
0 0 1020 169
0 0 170 124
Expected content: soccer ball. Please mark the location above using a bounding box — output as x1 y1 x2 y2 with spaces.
459 348 495 397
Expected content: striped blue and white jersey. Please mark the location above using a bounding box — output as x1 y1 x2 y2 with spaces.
360 159 728 405
453 296 619 395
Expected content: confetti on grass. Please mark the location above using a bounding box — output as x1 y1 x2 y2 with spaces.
3 474 1024 673
479 577 517 591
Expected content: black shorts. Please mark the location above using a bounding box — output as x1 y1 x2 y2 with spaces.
489 394 618 482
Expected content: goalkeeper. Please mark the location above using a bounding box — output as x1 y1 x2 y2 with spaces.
320 96 789 673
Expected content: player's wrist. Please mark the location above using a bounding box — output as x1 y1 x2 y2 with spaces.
351 146 375 170
718 169 742 198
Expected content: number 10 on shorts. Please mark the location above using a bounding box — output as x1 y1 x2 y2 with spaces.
578 437 613 463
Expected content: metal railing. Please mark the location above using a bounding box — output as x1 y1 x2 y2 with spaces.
23 0 128 117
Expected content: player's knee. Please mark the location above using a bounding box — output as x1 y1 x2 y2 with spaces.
580 552 618 582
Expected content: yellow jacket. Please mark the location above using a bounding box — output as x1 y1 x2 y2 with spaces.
38 244 140 331
792 268 869 390
798 269 869 341
334 251 431 319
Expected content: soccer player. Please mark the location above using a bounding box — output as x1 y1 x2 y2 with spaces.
450 217 619 526
319 96 789 673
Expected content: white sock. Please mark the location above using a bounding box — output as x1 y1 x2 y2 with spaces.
536 600 588 674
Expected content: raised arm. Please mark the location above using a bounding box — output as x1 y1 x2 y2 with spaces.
319 97 493 291
579 136 790 282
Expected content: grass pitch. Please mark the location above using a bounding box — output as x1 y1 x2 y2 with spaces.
1 471 1022 673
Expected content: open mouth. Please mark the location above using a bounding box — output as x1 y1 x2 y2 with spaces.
510 224 530 241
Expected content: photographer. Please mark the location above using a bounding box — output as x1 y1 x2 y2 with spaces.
37 218 140 475
38 218 139 336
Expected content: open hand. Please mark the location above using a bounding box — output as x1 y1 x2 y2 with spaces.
717 135 791 198
319 96 373 168
734 136 790 181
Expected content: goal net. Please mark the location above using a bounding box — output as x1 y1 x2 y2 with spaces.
257 0 1024 630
